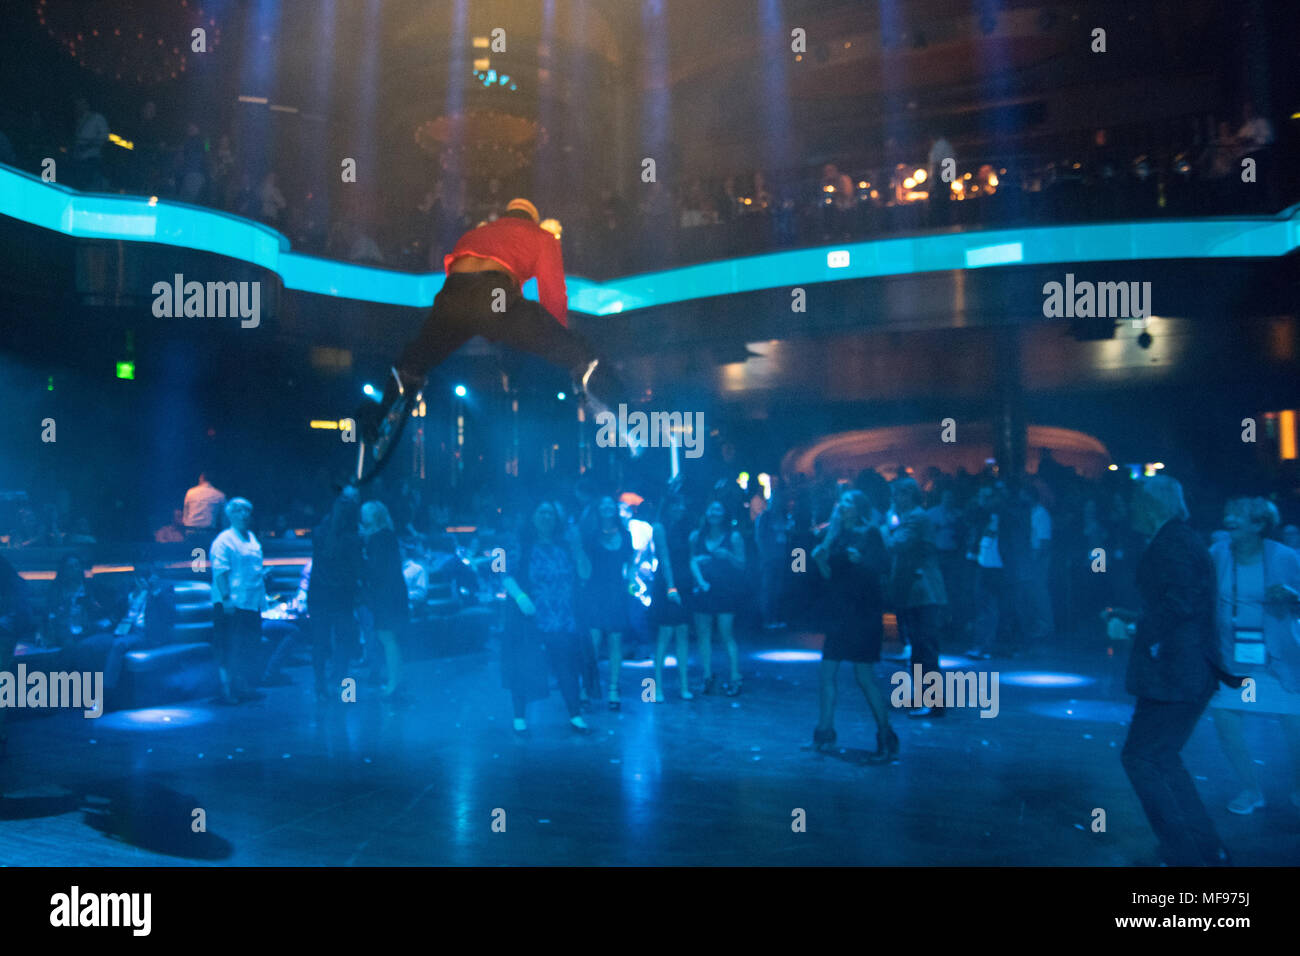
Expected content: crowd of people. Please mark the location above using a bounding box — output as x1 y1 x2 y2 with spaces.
4 452 1300 866
0 95 1287 278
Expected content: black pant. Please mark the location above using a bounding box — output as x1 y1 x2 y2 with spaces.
899 604 944 711
1121 697 1225 866
310 606 357 695
759 561 785 624
512 630 582 719
214 607 261 696
977 564 1003 655
398 272 614 398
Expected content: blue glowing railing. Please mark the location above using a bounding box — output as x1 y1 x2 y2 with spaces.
2 164 1297 317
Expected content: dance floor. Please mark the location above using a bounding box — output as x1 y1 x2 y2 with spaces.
2 631 1297 866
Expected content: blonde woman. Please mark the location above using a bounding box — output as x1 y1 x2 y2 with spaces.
360 500 407 698
1208 497 1300 814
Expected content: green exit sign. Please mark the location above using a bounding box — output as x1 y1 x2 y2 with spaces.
116 361 135 380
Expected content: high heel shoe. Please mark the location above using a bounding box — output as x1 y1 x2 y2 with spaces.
866 726 900 764
701 675 718 695
680 686 694 701
812 726 837 752
724 678 743 697
607 695 621 712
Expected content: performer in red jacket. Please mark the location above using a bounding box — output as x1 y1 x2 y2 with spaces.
359 198 622 451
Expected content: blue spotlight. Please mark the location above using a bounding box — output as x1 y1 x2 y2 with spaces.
363 383 379 399
1027 699 1133 723
622 656 676 668
999 671 1095 688
454 384 468 398
97 706 214 730
752 650 822 663
556 391 566 401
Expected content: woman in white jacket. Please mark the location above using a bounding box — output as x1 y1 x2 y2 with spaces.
1208 497 1300 814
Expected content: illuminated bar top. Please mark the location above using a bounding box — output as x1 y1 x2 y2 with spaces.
2 164 1297 316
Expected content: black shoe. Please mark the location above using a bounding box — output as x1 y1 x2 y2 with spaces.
724 679 743 697
608 698 621 712
355 367 420 482
812 726 837 752
356 400 384 446
866 726 900 764
701 675 718 695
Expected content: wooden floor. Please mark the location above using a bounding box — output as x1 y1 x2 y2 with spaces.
2 629 1298 866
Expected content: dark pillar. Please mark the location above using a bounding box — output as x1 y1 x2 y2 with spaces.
994 325 1026 481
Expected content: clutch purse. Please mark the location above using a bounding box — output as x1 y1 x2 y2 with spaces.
1232 627 1266 665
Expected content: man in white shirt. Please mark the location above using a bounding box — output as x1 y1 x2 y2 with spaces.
183 472 227 539
210 497 267 703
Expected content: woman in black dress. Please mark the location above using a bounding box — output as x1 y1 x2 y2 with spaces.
585 496 633 710
649 494 694 701
361 500 408 699
812 489 897 762
689 500 746 695
500 500 593 735
309 489 362 702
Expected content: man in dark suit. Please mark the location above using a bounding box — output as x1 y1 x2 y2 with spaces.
885 477 949 717
1108 475 1235 865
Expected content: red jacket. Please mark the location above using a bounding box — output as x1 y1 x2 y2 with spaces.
444 217 569 326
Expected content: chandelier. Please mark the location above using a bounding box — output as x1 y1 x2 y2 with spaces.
35 0 223 84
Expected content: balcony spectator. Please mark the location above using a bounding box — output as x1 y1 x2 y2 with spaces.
71 95 109 190
208 133 236 206
175 122 207 202
1236 101 1275 154
259 170 287 225
131 100 166 192
927 132 956 225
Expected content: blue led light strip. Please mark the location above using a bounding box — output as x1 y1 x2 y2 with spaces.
2 165 1297 316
